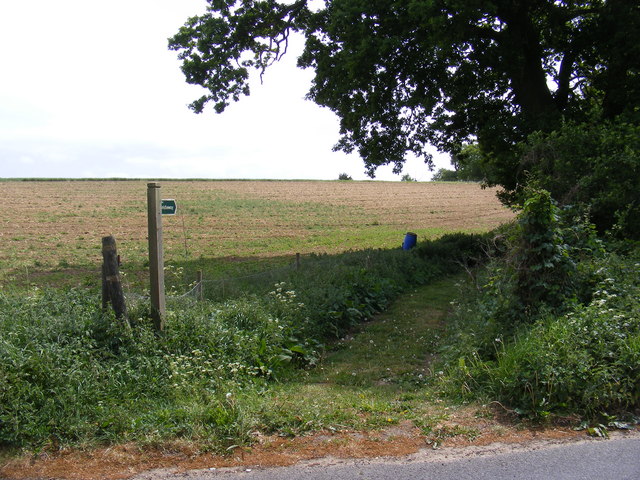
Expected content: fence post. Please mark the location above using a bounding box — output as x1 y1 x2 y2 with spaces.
147 182 165 332
101 263 108 311
296 252 301 270
101 235 129 324
196 270 203 301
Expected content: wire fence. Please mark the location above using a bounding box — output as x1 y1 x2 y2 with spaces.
122 254 302 306
198 263 294 301
121 249 387 307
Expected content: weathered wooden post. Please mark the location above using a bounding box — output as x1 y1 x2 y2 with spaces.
101 264 109 312
101 235 129 323
147 182 165 331
196 270 203 301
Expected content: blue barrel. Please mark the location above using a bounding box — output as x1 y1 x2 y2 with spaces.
402 232 417 250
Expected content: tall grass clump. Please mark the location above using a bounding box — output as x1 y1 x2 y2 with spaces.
0 283 334 449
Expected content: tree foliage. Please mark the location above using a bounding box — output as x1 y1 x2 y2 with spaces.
431 168 459 182
519 120 640 237
169 0 639 191
433 144 486 181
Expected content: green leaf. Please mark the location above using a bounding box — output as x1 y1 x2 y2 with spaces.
289 345 307 355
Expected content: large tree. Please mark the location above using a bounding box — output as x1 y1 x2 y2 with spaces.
169 0 639 189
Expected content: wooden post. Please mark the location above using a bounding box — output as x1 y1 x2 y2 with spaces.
101 235 128 323
101 263 108 311
147 182 165 331
196 270 203 301
296 252 301 270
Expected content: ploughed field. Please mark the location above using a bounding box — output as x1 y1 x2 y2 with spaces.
0 180 513 286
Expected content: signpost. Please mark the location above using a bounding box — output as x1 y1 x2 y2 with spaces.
147 183 165 331
147 186 179 331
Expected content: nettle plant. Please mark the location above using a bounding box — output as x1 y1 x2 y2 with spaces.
267 282 322 368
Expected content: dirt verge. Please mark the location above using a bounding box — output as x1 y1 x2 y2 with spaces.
3 406 625 480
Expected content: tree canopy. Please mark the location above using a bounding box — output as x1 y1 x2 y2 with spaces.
169 0 639 188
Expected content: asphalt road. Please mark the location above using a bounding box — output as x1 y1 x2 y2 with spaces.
134 433 640 480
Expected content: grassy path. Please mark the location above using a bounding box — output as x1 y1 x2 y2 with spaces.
316 277 453 386
248 278 461 437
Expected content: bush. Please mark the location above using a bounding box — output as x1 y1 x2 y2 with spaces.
431 168 459 181
338 173 353 181
520 120 640 239
513 189 575 311
416 232 493 266
439 240 640 419
465 189 606 329
435 189 636 419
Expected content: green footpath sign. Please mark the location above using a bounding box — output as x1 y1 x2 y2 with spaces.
161 199 177 215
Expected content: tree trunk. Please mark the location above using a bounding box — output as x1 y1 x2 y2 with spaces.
498 4 560 130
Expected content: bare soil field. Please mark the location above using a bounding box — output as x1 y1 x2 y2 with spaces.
0 180 513 286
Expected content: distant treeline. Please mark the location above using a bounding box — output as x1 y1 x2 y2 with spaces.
0 178 342 183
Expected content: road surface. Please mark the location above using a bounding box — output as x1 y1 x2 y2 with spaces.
133 432 640 480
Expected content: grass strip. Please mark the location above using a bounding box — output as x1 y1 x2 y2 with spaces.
243 278 465 438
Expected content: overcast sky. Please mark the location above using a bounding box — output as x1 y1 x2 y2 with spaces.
0 0 450 181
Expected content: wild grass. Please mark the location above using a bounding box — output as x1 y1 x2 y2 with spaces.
0 237 481 450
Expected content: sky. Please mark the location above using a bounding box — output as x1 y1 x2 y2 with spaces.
0 0 451 181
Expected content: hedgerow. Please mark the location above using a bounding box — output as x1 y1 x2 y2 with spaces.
438 190 640 419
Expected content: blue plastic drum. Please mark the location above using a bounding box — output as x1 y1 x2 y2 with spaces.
402 232 417 250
